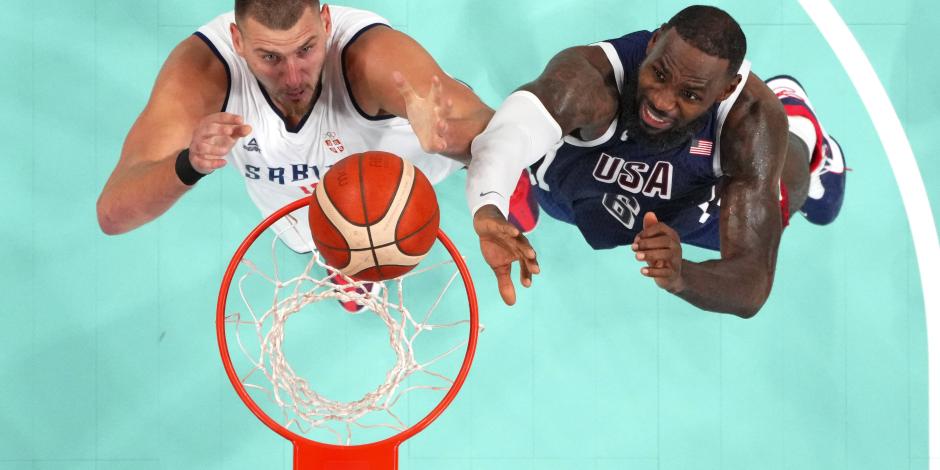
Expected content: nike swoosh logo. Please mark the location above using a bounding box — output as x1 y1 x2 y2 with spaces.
479 191 503 198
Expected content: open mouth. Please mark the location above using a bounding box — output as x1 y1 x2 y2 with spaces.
640 103 674 130
285 89 307 101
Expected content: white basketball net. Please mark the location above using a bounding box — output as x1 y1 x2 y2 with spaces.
224 224 477 445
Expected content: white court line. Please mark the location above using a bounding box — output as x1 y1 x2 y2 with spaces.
799 0 940 466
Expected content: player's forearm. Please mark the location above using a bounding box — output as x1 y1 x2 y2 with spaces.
466 92 562 217
670 258 773 318
96 156 191 235
440 106 494 163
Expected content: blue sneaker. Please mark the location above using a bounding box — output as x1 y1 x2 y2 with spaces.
766 75 847 226
800 135 846 225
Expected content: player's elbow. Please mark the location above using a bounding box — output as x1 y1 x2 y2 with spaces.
96 194 129 236
733 300 764 319
733 276 773 319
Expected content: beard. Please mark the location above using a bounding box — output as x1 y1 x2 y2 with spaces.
277 85 316 113
618 73 710 153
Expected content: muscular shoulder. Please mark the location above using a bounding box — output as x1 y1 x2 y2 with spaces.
728 73 784 121
151 35 229 116
342 22 396 58
521 45 620 138
342 25 406 116
529 45 615 104
343 24 481 122
123 35 229 161
720 72 788 178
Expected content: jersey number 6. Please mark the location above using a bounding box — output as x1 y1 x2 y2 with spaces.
602 193 641 230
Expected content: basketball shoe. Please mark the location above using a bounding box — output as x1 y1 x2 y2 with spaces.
328 271 380 314
507 170 539 234
766 75 847 225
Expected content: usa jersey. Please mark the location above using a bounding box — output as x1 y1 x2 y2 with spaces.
531 31 750 251
196 7 462 252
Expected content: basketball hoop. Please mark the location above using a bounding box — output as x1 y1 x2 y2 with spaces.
217 197 479 469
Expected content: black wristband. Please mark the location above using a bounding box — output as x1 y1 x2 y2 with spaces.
174 148 206 186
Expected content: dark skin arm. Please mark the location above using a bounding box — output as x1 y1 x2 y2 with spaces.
632 73 789 317
518 46 621 138
474 46 622 304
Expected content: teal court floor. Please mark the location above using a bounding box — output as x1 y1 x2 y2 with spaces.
1 0 939 469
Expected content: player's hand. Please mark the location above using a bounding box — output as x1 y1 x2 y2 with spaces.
632 212 684 293
188 112 253 174
393 72 452 154
473 205 540 306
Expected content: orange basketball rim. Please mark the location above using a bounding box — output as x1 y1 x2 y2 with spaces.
216 197 480 469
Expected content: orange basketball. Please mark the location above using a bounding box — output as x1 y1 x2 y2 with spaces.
307 151 440 281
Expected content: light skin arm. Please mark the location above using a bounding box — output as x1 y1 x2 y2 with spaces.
473 46 622 304
96 35 250 235
631 73 789 317
343 25 494 163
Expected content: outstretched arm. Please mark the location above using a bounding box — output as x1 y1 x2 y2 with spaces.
467 45 622 305
632 74 789 317
344 25 493 163
96 35 245 235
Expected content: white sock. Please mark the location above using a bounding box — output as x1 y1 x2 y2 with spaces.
787 115 817 163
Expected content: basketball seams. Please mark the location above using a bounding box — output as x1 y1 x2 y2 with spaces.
313 216 439 252
314 182 370 250
375 155 405 224
396 203 440 256
310 183 352 268
370 161 415 246
311 185 346 244
319 208 440 252
358 155 384 279
369 162 415 275
394 170 417 250
308 152 439 282
345 248 394 276
393 167 438 256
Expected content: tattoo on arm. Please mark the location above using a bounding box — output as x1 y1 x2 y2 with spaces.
519 46 620 137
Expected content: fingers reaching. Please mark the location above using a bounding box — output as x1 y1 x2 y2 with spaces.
393 72 455 155
189 112 250 175
392 71 416 101
493 265 517 306
474 206 541 305
519 256 534 288
430 75 443 107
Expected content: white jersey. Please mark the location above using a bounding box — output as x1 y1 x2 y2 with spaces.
196 7 462 252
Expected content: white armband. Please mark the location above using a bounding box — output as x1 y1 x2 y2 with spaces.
466 91 563 217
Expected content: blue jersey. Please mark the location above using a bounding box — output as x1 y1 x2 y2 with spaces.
531 31 750 251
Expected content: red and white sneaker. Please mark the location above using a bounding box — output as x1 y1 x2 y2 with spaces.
766 74 847 226
507 170 539 234
328 272 379 313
